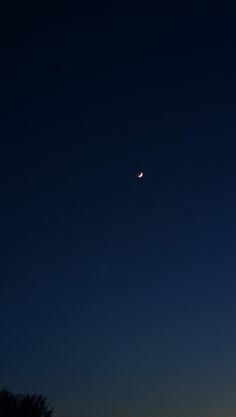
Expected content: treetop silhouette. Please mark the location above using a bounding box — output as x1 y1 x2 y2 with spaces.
0 388 53 417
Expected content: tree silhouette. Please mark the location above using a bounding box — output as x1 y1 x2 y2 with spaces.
0 388 53 417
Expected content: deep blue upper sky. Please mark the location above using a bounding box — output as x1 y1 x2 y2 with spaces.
1 3 236 417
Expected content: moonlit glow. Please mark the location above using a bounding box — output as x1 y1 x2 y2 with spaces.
137 171 144 178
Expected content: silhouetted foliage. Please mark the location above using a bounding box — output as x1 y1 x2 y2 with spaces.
0 388 53 417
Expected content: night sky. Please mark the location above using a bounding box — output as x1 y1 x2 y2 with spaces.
1 3 236 417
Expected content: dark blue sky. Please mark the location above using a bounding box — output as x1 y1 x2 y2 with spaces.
1 3 236 417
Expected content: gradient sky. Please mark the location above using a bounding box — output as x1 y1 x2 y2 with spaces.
1 3 236 417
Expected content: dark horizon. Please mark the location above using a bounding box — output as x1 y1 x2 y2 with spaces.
1 3 236 417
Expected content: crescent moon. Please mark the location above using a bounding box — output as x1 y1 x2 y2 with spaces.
138 172 144 178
